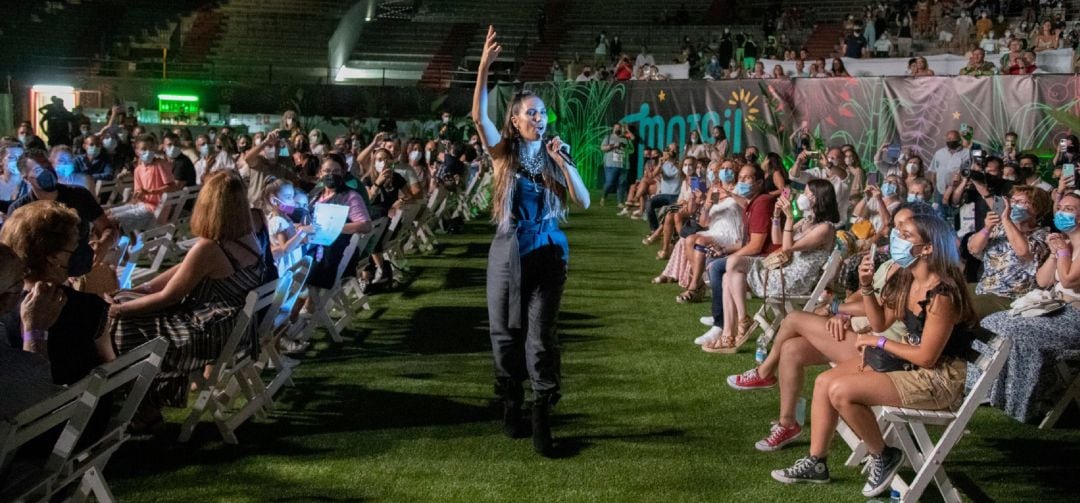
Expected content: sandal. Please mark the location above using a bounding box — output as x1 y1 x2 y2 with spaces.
676 286 704 304
651 275 674 284
702 333 738 353
733 316 756 349
642 235 657 246
656 250 670 260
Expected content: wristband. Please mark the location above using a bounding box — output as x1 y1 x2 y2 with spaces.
22 329 47 343
772 218 782 226
876 336 887 350
980 227 990 237
830 298 842 316
1059 250 1073 258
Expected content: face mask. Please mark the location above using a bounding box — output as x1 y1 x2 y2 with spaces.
907 193 921 203
85 146 100 158
735 182 753 197
796 193 812 211
321 174 345 191
706 171 716 184
409 151 422 162
117 132 128 142
55 162 75 178
17 134 29 145
32 165 58 192
198 144 210 157
312 145 326 156
683 165 694 176
906 162 918 174
1003 175 1016 182
1010 206 1029 222
165 146 181 159
208 133 216 141
279 146 289 157
425 151 432 163
443 117 450 124
139 151 155 164
889 228 921 268
845 157 855 166
881 182 897 197
102 138 117 150
66 240 94 278
719 169 735 183
274 198 297 215
262 148 277 161
375 160 386 172
1055 211 1077 233
946 140 961 150
662 161 674 170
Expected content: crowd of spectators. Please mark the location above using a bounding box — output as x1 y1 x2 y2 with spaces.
607 114 1080 496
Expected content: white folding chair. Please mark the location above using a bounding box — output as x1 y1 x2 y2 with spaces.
94 179 119 206
178 280 282 444
408 188 448 253
0 373 100 502
153 190 187 228
117 224 176 289
383 203 424 272
309 217 388 343
883 334 1013 503
750 249 844 345
56 337 168 503
1039 349 1080 429
257 257 314 402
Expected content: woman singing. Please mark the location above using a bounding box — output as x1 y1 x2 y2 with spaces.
471 25 590 456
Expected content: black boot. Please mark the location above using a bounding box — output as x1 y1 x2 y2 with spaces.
495 379 527 438
531 395 555 457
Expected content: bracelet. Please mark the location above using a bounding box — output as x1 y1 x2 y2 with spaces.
783 228 794 233
861 285 876 296
877 336 887 350
980 228 990 237
830 298 842 316
772 218 782 226
1059 250 1073 258
22 329 47 343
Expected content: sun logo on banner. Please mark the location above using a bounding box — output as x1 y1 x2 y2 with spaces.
728 89 760 130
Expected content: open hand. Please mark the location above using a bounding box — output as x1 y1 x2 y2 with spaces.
480 26 502 69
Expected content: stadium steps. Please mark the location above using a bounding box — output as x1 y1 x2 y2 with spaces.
804 23 844 59
517 0 570 82
419 23 479 89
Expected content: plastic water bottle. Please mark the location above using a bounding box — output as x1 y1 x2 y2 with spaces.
795 397 807 426
889 489 902 502
754 335 769 364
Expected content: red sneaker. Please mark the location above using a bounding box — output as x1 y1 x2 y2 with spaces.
756 422 803 452
726 368 777 390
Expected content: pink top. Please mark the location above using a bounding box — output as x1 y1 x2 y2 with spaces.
134 160 176 211
316 189 371 226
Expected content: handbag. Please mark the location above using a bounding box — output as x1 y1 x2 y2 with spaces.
761 249 792 270
862 346 917 372
678 218 703 238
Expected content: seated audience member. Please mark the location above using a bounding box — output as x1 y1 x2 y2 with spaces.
0 201 115 385
363 148 408 283
771 211 975 499
108 171 271 429
853 175 906 240
697 164 776 344
976 192 1080 423
263 179 308 273
645 157 702 260
403 140 431 199
727 204 933 451
16 122 47 151
702 179 839 352
74 134 114 181
100 130 132 174
643 151 683 233
624 149 660 217
162 133 197 188
967 185 1052 317
0 139 27 204
790 148 853 221
307 153 374 297
0 244 62 419
50 145 91 191
7 149 118 278
107 135 184 234
195 133 238 184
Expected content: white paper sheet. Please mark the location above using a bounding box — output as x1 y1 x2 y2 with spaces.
310 203 349 246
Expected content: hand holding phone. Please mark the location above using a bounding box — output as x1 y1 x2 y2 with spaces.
1063 163 1076 179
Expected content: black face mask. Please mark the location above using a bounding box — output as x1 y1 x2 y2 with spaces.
68 240 94 277
321 174 345 191
946 140 961 150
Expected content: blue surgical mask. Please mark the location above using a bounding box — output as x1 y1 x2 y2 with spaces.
735 181 753 197
1010 206 1029 223
1054 211 1077 233
719 169 735 183
32 165 58 192
889 228 920 268
55 163 75 178
907 193 920 203
706 171 716 184
881 182 897 197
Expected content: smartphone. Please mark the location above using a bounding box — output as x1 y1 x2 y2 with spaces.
869 243 878 258
992 196 1006 216
1064 163 1077 179
886 143 901 164
867 171 880 187
960 123 970 136
694 244 709 253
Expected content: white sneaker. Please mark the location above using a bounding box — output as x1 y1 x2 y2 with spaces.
699 316 714 326
617 207 630 216
694 326 723 345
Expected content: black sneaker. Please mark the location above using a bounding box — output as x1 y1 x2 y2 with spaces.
862 447 904 497
771 456 830 484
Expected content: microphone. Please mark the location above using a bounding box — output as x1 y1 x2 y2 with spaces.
546 136 574 165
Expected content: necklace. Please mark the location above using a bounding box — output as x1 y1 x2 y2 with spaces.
518 141 545 176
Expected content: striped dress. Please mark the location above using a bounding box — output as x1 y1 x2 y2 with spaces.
111 241 266 408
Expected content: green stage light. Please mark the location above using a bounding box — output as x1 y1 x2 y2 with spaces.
158 94 199 102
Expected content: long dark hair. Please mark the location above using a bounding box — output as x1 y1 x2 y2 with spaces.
490 91 567 233
763 152 789 193
807 178 840 224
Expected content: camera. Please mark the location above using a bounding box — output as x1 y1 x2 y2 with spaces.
961 168 988 182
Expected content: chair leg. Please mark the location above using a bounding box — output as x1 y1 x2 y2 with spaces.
76 466 116 503
911 423 961 503
1040 361 1080 429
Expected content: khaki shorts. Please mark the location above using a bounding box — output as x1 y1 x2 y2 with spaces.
886 357 967 411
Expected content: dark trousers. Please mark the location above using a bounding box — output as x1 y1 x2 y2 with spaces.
645 193 679 231
707 256 730 327
487 237 567 400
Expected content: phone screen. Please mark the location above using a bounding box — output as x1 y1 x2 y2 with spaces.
992 196 1006 215
867 172 880 187
886 144 901 164
1064 163 1077 178
869 243 877 259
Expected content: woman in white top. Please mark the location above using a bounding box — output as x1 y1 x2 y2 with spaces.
684 130 708 159
0 141 26 203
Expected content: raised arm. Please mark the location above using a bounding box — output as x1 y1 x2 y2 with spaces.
471 26 503 151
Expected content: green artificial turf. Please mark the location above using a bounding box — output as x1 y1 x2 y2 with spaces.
108 196 1080 502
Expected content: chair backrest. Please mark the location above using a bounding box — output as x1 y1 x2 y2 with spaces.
802 249 843 312
153 191 186 225
208 279 280 383
330 234 363 291
0 372 100 490
274 255 313 315
92 337 169 434
94 178 118 201
117 224 177 289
